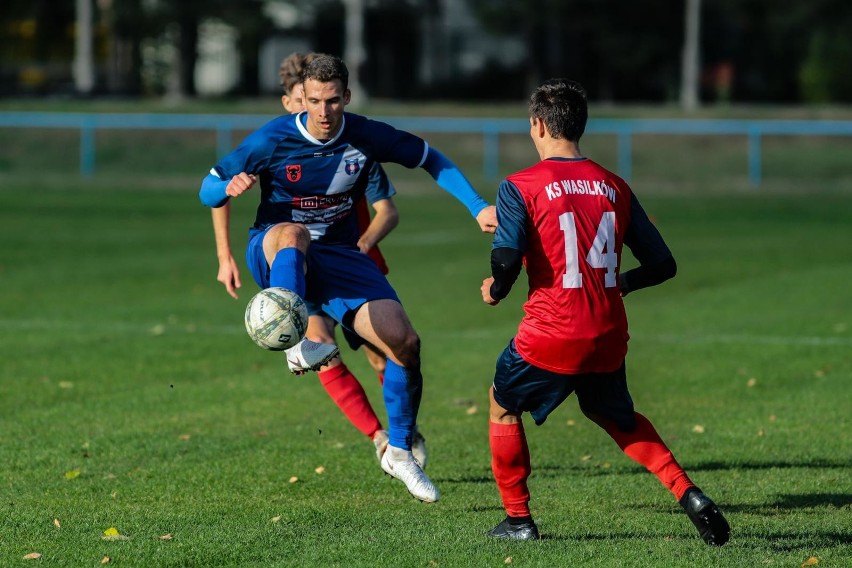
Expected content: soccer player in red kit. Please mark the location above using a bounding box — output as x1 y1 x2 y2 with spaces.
480 78 730 545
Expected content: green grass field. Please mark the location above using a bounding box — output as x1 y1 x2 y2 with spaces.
1 122 851 567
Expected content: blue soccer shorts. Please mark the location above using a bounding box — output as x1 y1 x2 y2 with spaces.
246 229 399 334
492 338 635 429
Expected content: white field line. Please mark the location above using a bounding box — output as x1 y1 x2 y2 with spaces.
0 318 850 347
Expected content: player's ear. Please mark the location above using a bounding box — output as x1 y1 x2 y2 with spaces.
531 117 546 139
343 89 351 105
281 95 290 112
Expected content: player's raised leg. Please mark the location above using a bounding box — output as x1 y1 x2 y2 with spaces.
353 299 439 502
579 374 730 546
262 223 338 372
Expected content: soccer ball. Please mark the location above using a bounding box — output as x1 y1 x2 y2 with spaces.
244 287 308 351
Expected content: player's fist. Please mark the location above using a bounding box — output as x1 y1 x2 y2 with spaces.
476 205 498 234
225 173 257 197
481 277 499 305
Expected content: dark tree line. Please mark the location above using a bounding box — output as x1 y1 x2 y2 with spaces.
2 0 851 103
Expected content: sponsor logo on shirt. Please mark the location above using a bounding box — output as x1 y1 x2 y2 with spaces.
285 164 302 182
292 191 353 210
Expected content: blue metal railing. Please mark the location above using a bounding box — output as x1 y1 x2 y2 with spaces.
3 112 852 185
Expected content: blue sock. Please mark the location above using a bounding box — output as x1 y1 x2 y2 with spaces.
269 248 305 298
382 359 422 450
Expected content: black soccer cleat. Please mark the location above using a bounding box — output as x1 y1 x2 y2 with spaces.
679 488 731 546
486 516 540 541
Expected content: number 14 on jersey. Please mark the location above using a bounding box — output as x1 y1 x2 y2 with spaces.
559 211 618 289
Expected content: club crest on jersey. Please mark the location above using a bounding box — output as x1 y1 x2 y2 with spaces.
285 164 302 182
344 158 361 176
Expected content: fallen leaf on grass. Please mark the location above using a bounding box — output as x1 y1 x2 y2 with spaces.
314 466 325 474
102 527 129 540
64 469 81 480
178 434 191 441
504 557 513 564
159 533 173 540
581 455 592 462
271 516 281 523
802 557 819 567
58 381 74 389
692 425 705 434
566 419 576 427
101 556 111 564
746 377 757 387
23 552 41 560
54 518 61 528
288 476 299 483
466 405 478 415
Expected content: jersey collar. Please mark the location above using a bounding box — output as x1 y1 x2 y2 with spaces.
296 111 346 146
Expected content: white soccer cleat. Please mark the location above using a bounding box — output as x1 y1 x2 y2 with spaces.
412 429 428 470
285 338 339 375
380 445 440 503
372 429 389 462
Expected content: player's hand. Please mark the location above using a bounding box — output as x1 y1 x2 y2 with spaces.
481 277 499 306
356 237 372 254
476 205 498 234
217 254 242 299
225 173 257 198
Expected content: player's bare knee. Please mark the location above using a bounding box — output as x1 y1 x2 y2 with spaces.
393 331 421 368
266 222 310 253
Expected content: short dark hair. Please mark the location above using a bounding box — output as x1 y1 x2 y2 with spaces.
279 52 319 94
528 79 588 142
301 53 349 91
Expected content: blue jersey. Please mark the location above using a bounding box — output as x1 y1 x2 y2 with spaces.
212 111 421 246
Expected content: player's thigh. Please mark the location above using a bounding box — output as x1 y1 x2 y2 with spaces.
351 299 417 361
574 364 636 432
492 339 576 426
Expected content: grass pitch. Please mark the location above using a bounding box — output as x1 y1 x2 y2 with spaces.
0 161 850 566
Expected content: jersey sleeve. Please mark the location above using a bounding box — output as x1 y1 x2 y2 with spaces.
364 118 428 169
364 163 396 204
623 192 672 265
492 179 528 251
211 124 278 180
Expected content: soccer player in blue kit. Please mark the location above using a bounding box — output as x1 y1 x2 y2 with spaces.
199 54 497 502
209 51 427 469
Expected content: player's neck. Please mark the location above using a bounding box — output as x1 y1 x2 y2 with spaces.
537 139 582 161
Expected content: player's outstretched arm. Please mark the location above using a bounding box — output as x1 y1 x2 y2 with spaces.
211 202 242 299
199 172 257 208
420 147 496 233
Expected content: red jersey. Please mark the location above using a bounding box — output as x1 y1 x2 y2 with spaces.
354 196 389 274
501 158 633 374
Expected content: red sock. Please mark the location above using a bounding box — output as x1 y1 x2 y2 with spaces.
490 420 532 517
318 364 382 438
606 412 696 501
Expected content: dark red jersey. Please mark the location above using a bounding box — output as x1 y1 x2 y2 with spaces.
496 157 635 373
354 196 390 275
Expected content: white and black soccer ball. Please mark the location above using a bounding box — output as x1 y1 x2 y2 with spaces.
244 287 309 351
